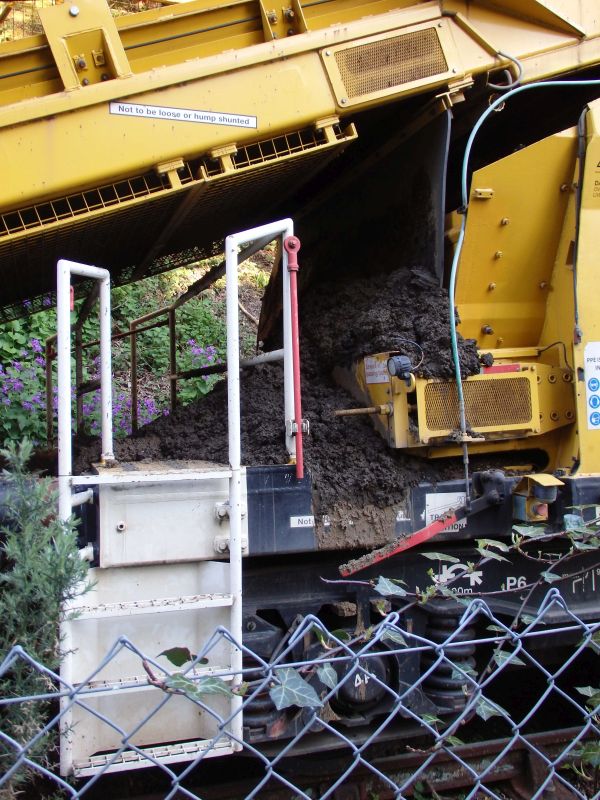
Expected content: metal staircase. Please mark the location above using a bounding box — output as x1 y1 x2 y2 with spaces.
56 220 299 775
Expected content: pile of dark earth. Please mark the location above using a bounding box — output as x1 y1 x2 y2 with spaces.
74 268 483 546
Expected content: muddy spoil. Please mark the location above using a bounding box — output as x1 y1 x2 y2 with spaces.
74 269 480 547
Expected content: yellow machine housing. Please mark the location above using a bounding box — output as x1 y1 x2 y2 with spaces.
1 1 600 319
339 354 574 451
336 99 600 477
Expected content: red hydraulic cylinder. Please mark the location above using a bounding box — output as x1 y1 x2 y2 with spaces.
284 235 304 480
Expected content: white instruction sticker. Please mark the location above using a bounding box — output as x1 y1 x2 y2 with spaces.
584 342 600 429
109 101 257 129
425 492 466 532
364 356 390 385
290 515 314 528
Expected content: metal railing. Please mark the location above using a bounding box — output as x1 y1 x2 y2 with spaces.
1 588 599 798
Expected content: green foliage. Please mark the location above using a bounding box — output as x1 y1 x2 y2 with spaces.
164 673 233 700
373 576 407 597
158 646 198 667
316 663 337 690
269 667 322 710
0 440 89 793
0 264 232 446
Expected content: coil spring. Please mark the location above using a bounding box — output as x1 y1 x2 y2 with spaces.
421 611 476 711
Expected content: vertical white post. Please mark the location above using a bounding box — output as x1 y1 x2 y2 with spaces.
56 259 113 776
57 260 73 524
224 219 293 748
225 234 243 748
98 275 114 463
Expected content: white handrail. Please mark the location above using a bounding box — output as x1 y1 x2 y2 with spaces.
57 259 114 523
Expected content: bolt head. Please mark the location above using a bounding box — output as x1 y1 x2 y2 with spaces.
69 5 80 16
340 98 347 105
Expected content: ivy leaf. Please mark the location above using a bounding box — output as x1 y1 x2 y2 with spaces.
571 742 600 768
512 525 545 538
476 538 509 552
487 624 507 633
164 673 233 700
420 713 442 727
519 614 540 626
541 570 561 584
590 630 600 650
381 628 407 646
444 735 464 747
316 663 338 690
233 682 250 697
493 650 526 667
373 598 390 617
477 548 510 562
158 647 201 667
374 576 407 597
330 629 352 643
475 697 505 721
571 539 597 551
269 667 323 710
314 628 329 647
575 686 600 707
451 665 476 680
421 552 460 563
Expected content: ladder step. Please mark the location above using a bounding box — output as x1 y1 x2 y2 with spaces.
73 737 234 777
76 666 233 696
72 593 234 620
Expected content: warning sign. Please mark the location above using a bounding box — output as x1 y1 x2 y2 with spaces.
109 101 257 129
425 492 467 532
584 342 600 430
364 356 390 385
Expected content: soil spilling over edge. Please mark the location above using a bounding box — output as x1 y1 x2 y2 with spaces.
74 269 481 546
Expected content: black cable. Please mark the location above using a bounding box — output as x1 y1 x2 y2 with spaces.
537 341 574 373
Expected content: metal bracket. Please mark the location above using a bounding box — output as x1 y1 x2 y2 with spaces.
213 533 248 554
286 418 310 436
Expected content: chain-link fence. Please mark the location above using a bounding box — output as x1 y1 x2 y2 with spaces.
1 588 599 799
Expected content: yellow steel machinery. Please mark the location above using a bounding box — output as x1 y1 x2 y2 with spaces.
340 98 600 477
1 1 600 318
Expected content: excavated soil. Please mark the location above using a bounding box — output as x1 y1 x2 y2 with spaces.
74 269 481 546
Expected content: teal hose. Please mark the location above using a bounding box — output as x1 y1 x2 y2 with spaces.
449 76 600 499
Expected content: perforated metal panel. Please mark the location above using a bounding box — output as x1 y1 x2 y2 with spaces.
334 27 447 100
424 377 533 432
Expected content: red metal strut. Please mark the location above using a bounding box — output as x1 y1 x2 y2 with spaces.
284 235 304 480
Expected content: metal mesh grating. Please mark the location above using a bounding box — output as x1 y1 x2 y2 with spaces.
424 377 533 431
201 125 346 175
0 123 355 321
0 168 195 238
334 27 447 100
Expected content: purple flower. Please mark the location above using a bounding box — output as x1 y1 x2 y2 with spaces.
35 356 45 367
2 397 10 406
12 362 22 372
22 400 33 411
30 338 43 354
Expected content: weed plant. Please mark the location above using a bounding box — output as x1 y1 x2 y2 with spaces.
0 440 89 796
